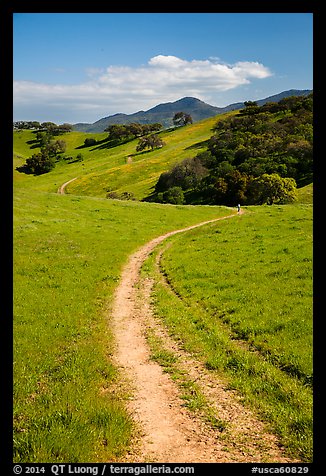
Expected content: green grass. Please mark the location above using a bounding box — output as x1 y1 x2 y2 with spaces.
295 183 313 204
13 116 313 462
14 113 237 199
14 129 113 194
142 204 313 461
13 118 238 461
65 117 230 200
13 184 229 462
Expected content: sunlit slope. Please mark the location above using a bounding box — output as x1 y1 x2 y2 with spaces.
13 128 150 194
13 112 313 202
13 119 313 462
66 115 233 200
295 183 313 204
14 120 222 197
13 129 123 193
144 202 313 460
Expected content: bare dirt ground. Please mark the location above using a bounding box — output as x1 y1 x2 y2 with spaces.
110 213 297 463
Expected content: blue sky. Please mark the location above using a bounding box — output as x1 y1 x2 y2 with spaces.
13 13 313 124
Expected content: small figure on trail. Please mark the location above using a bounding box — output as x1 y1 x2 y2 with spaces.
237 203 241 213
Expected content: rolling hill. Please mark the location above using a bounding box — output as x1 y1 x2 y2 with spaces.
73 89 312 133
13 99 313 462
60 114 235 200
14 93 313 204
14 114 226 198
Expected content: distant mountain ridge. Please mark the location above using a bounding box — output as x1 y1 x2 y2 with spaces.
73 89 312 133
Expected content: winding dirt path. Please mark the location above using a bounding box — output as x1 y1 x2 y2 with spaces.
57 177 78 194
111 212 296 463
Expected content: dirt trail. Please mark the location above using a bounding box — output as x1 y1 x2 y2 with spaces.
57 177 78 194
111 212 295 463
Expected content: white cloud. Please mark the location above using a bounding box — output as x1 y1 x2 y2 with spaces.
13 55 273 122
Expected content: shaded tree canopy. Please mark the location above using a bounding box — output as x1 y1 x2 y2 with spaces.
157 186 185 205
155 157 208 193
13 121 73 134
136 134 165 152
153 93 312 205
173 112 193 127
248 173 297 205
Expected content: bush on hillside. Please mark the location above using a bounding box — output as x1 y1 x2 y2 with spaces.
84 137 97 146
157 186 185 205
136 134 166 152
155 157 208 193
24 151 56 175
248 173 297 204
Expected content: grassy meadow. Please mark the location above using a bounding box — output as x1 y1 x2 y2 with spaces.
13 186 229 462
13 116 313 462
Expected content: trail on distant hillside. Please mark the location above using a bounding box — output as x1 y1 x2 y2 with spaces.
110 211 297 463
57 177 78 195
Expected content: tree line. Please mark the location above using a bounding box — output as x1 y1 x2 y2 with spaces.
86 112 193 151
154 94 313 205
103 122 166 152
14 121 73 133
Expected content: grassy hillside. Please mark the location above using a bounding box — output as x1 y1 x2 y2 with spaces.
66 115 235 199
142 204 312 460
13 184 231 462
14 113 237 199
295 183 313 204
13 111 313 462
